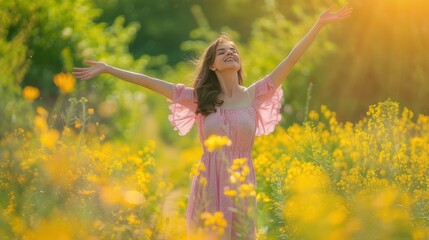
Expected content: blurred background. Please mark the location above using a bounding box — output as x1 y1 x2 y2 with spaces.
1 0 428 141
1 0 429 239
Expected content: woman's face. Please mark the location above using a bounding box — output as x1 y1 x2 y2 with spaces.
211 42 241 73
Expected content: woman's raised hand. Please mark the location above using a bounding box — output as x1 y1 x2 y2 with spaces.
73 60 109 81
318 2 353 26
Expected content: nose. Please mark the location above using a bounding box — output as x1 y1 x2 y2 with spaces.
226 49 233 55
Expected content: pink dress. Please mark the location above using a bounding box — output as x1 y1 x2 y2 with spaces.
168 75 283 239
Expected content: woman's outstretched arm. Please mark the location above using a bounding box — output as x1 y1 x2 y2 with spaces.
270 3 353 88
73 60 174 99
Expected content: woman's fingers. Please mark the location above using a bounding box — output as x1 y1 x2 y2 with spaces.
84 60 98 66
325 4 338 13
72 68 92 80
73 60 105 80
73 67 88 71
335 3 352 18
339 10 353 18
340 7 353 15
337 2 350 12
72 68 87 75
80 73 92 81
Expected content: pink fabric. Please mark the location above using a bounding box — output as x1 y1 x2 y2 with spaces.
167 84 197 136
253 75 283 136
167 75 282 239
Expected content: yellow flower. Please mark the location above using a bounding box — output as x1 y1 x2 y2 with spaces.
100 186 122 205
201 211 227 236
230 175 238 184
257 193 271 203
190 162 206 178
143 229 153 238
126 214 141 225
22 217 79 240
204 135 232 152
231 158 247 170
74 120 81 129
22 86 40 101
40 129 59 149
224 187 237 197
9 216 26 234
87 108 95 115
199 177 207 186
99 134 105 141
198 162 206 172
308 110 319 120
241 165 250 177
53 72 75 93
34 116 49 132
239 183 256 198
78 190 96 196
37 106 49 118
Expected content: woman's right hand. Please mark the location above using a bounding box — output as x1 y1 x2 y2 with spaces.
73 60 109 80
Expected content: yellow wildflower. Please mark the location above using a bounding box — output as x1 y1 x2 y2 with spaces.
190 162 206 178
257 192 271 203
100 186 122 205
241 165 250 177
34 116 49 132
239 183 256 198
308 110 319 120
199 177 207 186
53 72 75 93
126 214 141 225
231 158 247 170
10 216 26 234
22 86 40 101
74 120 81 129
224 187 237 197
204 135 232 152
99 134 105 141
198 162 206 172
230 174 238 184
40 129 59 149
143 229 153 238
87 108 95 115
201 211 227 236
22 217 79 240
36 106 49 117
79 190 96 196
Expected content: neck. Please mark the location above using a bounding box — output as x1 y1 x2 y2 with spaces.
216 71 240 97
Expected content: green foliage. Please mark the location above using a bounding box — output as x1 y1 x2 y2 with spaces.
0 0 155 139
94 0 429 124
2 0 429 149
0 0 34 133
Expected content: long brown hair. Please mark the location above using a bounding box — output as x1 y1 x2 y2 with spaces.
193 35 244 116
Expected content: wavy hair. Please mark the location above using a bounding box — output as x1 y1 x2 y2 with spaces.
193 35 244 116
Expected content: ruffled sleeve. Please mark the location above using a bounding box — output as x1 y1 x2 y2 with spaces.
167 84 197 136
253 75 283 136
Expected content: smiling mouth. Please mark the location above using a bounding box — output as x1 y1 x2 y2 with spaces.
225 57 236 62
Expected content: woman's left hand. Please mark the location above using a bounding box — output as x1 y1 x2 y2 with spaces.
318 3 353 26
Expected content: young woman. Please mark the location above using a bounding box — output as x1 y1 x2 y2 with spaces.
73 3 352 239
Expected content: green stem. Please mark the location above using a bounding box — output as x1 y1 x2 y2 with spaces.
49 93 65 127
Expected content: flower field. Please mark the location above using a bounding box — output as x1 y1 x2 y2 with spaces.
253 101 429 239
2 0 429 238
1 94 429 239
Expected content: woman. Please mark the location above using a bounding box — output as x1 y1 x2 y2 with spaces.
73 3 352 239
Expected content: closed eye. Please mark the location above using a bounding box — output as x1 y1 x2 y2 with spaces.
216 47 238 55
